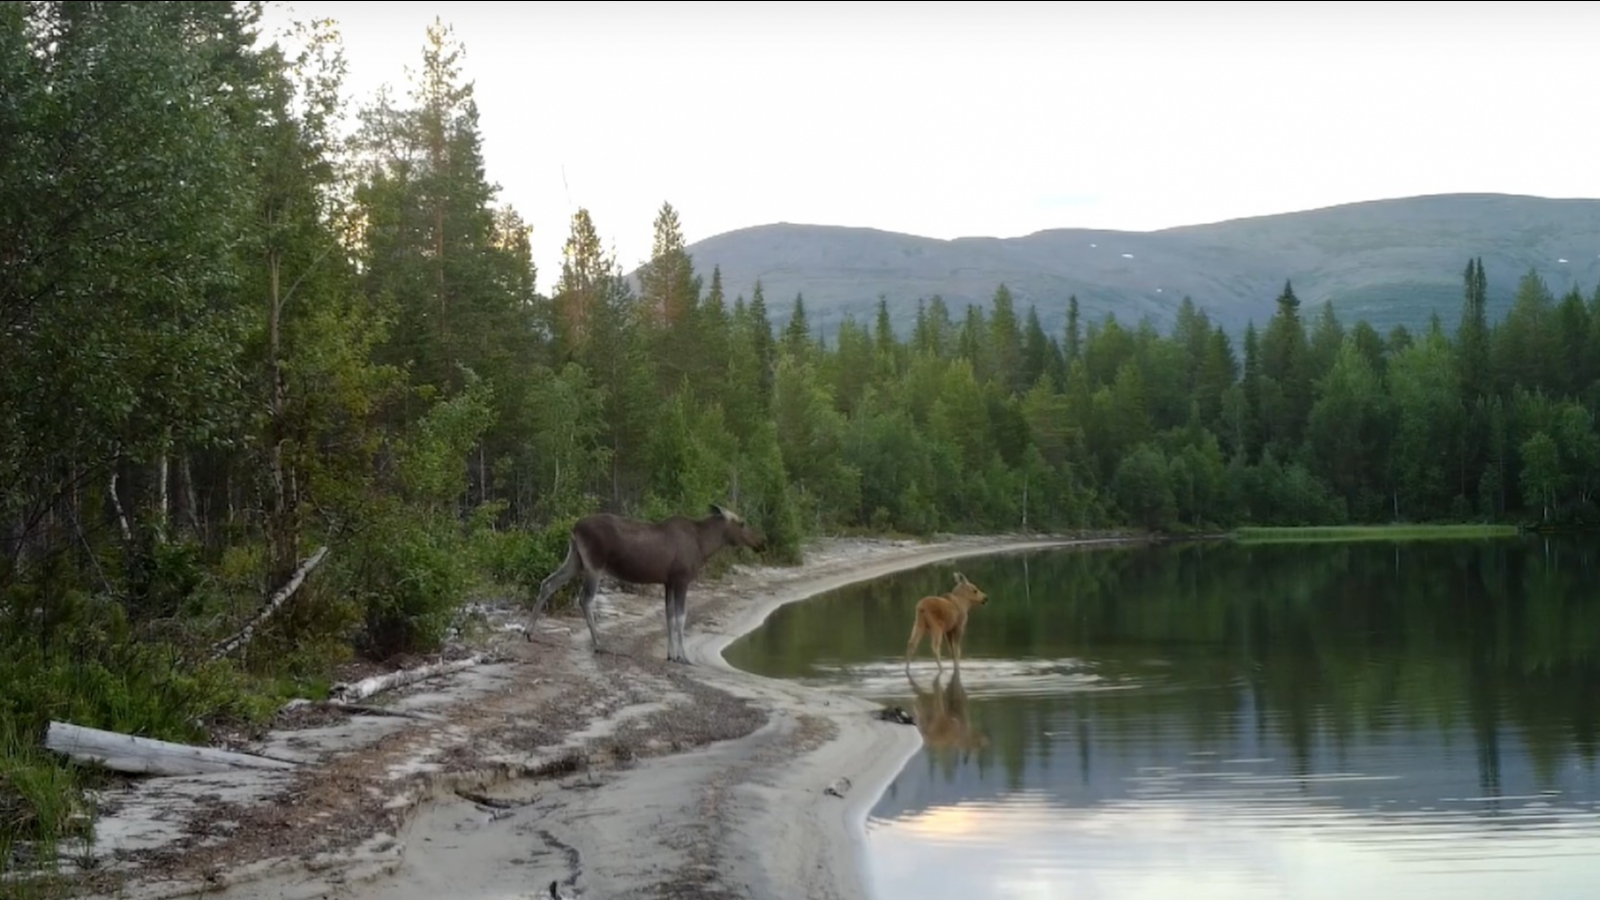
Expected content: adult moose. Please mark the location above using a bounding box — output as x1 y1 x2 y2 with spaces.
527 504 767 664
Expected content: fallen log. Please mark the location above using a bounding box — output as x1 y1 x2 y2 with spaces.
43 721 300 777
207 545 330 662
328 653 486 704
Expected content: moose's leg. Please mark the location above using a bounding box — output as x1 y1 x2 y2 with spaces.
904 611 927 670
666 582 691 664
930 629 945 672
528 540 581 639
675 589 689 661
578 573 603 652
661 585 682 663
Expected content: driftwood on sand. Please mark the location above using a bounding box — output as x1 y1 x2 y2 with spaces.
207 545 330 662
43 721 299 777
327 653 487 703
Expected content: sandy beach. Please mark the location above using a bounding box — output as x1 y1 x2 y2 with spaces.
64 532 1136 900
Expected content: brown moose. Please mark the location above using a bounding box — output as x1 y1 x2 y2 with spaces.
903 571 990 671
528 504 767 663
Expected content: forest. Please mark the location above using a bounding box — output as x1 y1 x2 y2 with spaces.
3 1 1600 869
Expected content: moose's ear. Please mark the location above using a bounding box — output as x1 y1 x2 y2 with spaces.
708 504 726 518
953 571 967 585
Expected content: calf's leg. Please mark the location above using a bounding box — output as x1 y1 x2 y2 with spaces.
904 611 927 669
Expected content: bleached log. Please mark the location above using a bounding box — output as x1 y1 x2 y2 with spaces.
44 721 299 777
328 653 486 703
207 545 330 662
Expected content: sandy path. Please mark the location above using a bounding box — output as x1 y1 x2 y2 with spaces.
64 532 1138 900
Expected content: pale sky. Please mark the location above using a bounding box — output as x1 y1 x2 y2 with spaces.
259 1 1598 291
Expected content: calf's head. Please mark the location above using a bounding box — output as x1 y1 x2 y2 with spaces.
710 504 767 553
949 571 989 606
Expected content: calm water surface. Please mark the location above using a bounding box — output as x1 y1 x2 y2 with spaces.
723 538 1600 900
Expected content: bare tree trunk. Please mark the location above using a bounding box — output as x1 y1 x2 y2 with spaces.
436 208 446 341
109 470 132 544
611 452 621 511
478 443 488 507
267 247 294 582
156 447 170 535
208 545 330 662
181 455 201 537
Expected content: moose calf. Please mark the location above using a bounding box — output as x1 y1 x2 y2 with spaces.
903 571 990 671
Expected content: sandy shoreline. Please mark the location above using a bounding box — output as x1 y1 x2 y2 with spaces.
59 531 1142 900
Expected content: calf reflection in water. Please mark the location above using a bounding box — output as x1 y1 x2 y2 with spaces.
906 668 989 762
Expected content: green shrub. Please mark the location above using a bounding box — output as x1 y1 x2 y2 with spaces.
346 506 472 658
495 518 580 611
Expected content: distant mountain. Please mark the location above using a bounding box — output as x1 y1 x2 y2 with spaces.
659 194 1600 341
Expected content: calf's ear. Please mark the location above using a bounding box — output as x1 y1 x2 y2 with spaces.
708 503 725 518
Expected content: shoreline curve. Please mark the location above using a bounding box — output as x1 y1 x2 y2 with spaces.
683 534 1141 900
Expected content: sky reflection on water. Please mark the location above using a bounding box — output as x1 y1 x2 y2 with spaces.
868 783 1600 900
861 678 1600 900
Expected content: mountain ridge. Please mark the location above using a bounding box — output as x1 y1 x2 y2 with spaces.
654 193 1600 340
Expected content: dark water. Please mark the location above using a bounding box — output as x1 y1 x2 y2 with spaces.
723 538 1600 900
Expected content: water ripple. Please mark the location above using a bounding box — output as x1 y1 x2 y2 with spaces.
802 657 1136 699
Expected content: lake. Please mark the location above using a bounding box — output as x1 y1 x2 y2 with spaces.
723 537 1600 900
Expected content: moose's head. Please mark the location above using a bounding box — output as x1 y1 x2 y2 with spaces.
949 571 989 606
709 503 767 553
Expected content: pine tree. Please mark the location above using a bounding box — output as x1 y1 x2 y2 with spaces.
1064 294 1082 366
1241 323 1263 461
551 208 608 359
988 283 1024 394
1457 257 1491 401
638 201 702 393
873 295 899 378
693 265 732 404
637 201 700 328
915 295 954 358
1307 300 1345 385
1020 305 1055 394
783 293 811 360
747 281 776 405
1260 280 1311 445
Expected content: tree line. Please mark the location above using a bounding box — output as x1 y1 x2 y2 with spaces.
3 3 1599 855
